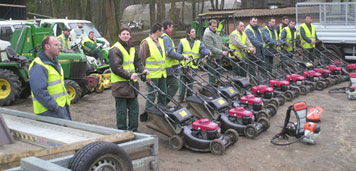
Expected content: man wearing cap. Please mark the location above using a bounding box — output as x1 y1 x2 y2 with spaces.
57 27 73 53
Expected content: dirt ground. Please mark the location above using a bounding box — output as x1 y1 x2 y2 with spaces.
5 80 356 170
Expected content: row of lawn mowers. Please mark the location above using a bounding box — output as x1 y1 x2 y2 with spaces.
133 41 353 155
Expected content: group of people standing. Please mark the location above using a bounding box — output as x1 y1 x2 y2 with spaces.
29 16 318 133
228 15 318 77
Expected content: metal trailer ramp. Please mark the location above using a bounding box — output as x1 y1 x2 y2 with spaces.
0 108 159 171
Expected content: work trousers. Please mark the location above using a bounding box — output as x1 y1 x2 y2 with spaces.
115 97 138 132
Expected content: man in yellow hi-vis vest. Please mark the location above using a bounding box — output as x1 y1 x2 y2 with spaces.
262 17 279 72
161 20 188 104
139 23 168 110
280 20 297 69
57 27 73 52
29 36 71 120
109 26 148 132
229 21 255 77
176 27 211 103
299 15 319 63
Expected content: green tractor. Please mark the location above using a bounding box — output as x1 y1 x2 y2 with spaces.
9 23 108 104
0 40 30 106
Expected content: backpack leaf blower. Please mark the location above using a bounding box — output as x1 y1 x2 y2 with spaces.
271 102 320 146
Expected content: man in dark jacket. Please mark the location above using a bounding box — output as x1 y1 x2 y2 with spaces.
203 19 229 84
29 36 71 120
262 17 278 72
245 17 265 76
109 26 148 132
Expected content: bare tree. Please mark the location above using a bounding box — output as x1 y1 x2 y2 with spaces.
210 0 215 9
220 0 224 9
201 0 205 13
192 0 196 20
170 0 176 25
150 0 156 26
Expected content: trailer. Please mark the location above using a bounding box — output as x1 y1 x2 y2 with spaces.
0 108 159 171
296 2 356 61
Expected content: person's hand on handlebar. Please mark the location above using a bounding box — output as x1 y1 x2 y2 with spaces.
143 69 149 75
249 48 255 54
130 73 139 80
222 51 228 56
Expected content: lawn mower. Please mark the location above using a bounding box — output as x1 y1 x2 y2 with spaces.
271 101 320 146
133 77 238 155
175 66 270 138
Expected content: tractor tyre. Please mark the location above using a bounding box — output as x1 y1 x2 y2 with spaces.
0 69 21 106
65 80 81 104
69 141 133 171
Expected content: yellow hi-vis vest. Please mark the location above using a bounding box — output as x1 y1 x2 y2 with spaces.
299 23 316 49
180 38 201 69
144 37 167 79
29 57 70 114
161 33 179 68
82 37 96 52
57 34 70 50
263 26 278 48
110 42 136 83
284 27 297 52
245 24 264 51
229 30 247 59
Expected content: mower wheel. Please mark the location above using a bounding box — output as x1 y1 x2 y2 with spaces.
308 82 316 91
268 98 279 108
244 125 257 139
169 135 184 151
0 69 21 106
291 87 300 97
210 139 225 155
225 129 239 144
276 94 286 106
316 82 325 91
324 79 331 87
69 141 133 171
256 111 268 120
284 91 294 101
266 104 277 116
65 80 81 104
299 85 308 95
257 117 270 131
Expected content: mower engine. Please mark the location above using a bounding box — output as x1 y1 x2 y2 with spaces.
192 118 220 140
325 65 342 75
251 85 281 107
228 107 254 125
303 70 327 90
347 64 356 72
240 95 277 119
286 74 314 93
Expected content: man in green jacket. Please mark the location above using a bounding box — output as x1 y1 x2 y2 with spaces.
82 31 106 63
203 19 229 84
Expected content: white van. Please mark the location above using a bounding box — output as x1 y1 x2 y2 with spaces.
0 20 34 41
35 19 109 47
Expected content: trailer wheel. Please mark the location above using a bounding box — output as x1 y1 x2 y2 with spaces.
284 91 293 101
316 82 325 91
225 129 239 144
65 80 81 104
244 125 257 139
69 141 133 171
0 69 21 106
299 85 308 95
169 135 184 151
210 139 225 155
276 94 286 106
257 117 270 131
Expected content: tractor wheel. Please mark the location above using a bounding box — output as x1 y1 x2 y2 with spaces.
0 69 21 106
266 104 277 116
210 139 225 155
284 91 294 101
257 117 270 131
65 80 81 104
316 82 325 91
69 141 133 171
19 83 31 98
95 84 104 93
244 125 257 139
169 135 184 151
299 85 308 95
225 129 239 144
276 94 286 106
